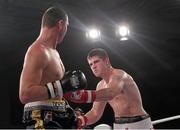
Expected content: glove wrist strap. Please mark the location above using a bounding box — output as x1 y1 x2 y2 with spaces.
86 90 96 103
46 80 63 99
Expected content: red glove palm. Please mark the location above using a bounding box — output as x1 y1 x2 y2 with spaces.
64 90 96 103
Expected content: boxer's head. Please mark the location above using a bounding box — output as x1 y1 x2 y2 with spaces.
87 48 111 77
41 6 69 43
42 6 68 28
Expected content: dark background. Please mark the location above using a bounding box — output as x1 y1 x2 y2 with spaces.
0 0 180 129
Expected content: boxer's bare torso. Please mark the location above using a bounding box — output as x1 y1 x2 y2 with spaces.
97 69 146 117
19 39 65 103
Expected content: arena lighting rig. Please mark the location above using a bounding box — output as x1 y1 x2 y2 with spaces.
85 24 130 42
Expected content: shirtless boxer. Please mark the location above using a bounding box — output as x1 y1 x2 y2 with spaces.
19 7 87 129
65 48 153 129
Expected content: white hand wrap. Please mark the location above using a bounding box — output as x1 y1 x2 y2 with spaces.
46 80 63 99
55 80 63 98
46 82 56 98
86 90 93 103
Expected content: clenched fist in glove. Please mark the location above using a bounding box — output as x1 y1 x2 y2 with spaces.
46 70 87 99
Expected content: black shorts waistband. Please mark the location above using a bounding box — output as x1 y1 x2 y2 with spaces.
114 114 150 124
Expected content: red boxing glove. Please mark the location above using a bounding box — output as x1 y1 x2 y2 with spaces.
77 115 88 129
64 90 96 103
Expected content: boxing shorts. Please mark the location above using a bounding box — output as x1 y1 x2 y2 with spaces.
22 99 78 129
113 114 153 129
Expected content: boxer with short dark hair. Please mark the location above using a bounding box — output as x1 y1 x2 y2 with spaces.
19 6 86 129
65 48 154 129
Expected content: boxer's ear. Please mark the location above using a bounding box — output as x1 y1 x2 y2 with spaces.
103 57 110 66
57 20 64 30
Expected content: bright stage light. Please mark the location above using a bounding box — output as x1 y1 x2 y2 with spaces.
118 26 129 37
86 28 101 41
116 25 130 41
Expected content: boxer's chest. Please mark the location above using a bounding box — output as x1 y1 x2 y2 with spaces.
42 51 65 82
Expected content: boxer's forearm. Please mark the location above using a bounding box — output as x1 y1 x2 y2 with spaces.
19 85 49 104
64 88 116 103
85 110 101 125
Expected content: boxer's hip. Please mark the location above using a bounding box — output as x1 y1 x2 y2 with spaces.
114 114 153 129
23 99 77 129
114 114 150 124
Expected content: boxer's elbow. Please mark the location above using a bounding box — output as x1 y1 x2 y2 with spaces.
107 85 123 100
107 91 115 100
107 88 120 100
20 97 28 104
96 88 115 101
19 87 32 104
19 92 29 104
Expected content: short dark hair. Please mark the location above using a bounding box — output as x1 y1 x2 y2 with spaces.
42 6 67 28
87 48 109 60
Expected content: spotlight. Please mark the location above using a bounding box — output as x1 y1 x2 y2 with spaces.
86 28 101 41
116 25 130 41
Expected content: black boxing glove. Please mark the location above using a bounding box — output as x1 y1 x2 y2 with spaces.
46 70 87 99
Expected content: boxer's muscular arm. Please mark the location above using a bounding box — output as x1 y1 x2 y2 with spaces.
95 74 125 101
82 75 124 125
85 101 106 125
19 48 49 104
76 77 124 126
85 82 107 125
65 73 125 104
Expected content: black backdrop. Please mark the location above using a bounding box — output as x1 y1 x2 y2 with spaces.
0 0 180 128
